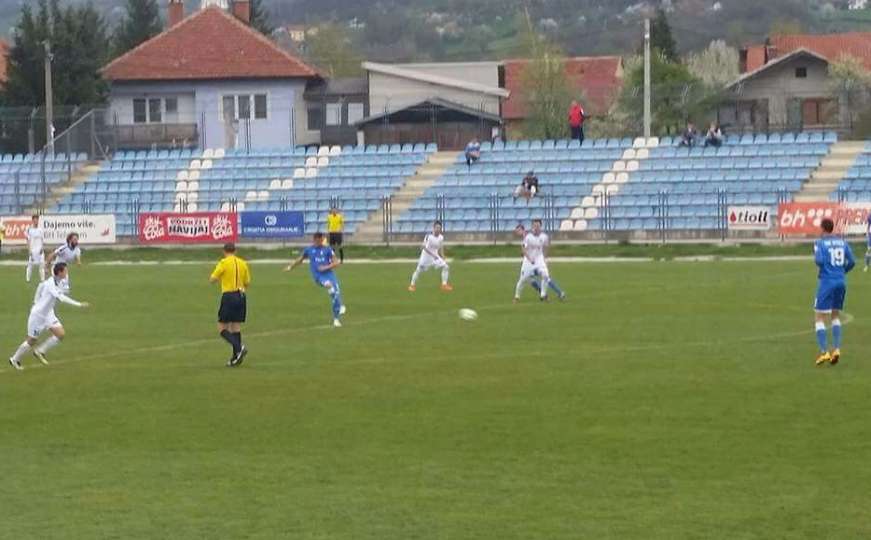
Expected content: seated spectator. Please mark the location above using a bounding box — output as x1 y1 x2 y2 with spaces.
678 122 698 147
464 138 481 169
514 170 540 203
703 122 723 148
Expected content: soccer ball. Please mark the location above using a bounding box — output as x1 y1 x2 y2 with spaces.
458 308 478 321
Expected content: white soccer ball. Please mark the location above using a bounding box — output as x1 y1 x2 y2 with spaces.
458 308 478 321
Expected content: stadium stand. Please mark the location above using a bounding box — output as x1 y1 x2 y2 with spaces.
0 153 89 215
396 132 837 235
832 140 871 202
51 144 435 237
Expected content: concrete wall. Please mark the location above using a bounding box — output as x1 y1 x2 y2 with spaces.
109 78 318 149
368 67 501 118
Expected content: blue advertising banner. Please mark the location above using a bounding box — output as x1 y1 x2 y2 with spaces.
240 211 305 238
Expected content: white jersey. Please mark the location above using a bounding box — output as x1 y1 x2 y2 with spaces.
26 227 44 254
422 233 444 257
522 232 549 265
52 243 81 265
30 277 81 320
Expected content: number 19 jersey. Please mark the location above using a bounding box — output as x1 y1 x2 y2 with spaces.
814 237 855 283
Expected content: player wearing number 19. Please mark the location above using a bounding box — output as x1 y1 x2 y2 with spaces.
813 218 854 367
210 243 251 367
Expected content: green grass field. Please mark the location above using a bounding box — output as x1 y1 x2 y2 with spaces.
2 258 871 539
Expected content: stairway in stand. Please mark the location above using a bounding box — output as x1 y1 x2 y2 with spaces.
353 151 457 243
794 141 866 202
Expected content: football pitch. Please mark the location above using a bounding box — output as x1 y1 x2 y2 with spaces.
1 258 870 539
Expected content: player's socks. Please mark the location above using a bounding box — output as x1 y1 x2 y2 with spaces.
339 248 345 263
220 329 239 355
233 332 243 351
831 319 842 349
39 266 45 281
441 266 450 286
25 264 31 282
410 269 420 287
328 287 342 318
539 278 549 299
35 336 60 355
11 341 31 364
514 279 526 299
865 251 870 268
547 279 565 298
815 321 828 353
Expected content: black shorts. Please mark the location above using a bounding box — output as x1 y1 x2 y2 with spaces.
328 232 343 247
218 291 247 323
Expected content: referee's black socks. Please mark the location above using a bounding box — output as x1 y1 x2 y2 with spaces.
220 329 240 355
339 248 344 263
233 332 243 351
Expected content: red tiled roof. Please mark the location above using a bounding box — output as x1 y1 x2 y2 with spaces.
102 7 318 81
502 56 623 120
0 40 9 84
746 32 871 73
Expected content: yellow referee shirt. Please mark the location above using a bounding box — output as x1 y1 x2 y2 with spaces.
210 255 251 293
327 213 344 233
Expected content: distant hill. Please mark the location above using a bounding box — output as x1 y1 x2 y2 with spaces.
1 0 869 61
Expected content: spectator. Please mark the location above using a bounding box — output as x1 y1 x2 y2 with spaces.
678 121 698 147
703 122 723 148
514 170 540 203
491 125 502 144
464 137 481 169
568 100 586 145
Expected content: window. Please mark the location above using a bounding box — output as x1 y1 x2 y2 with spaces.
165 98 178 114
238 94 251 120
347 102 365 125
307 106 322 130
254 94 267 119
133 99 147 124
795 67 807 78
326 103 343 126
148 98 162 123
222 96 236 121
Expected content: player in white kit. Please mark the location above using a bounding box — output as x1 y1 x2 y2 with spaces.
8 262 90 370
514 219 551 302
408 221 453 292
25 215 46 283
45 232 81 289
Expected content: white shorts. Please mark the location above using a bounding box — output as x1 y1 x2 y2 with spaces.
29 250 44 264
27 312 61 339
417 253 448 270
519 259 549 281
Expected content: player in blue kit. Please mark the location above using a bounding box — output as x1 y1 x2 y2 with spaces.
813 218 855 366
864 212 871 272
286 232 346 327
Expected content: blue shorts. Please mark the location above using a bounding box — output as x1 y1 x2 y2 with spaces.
314 273 339 291
814 280 846 312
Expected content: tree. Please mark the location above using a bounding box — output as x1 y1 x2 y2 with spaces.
650 8 678 63
2 0 109 108
518 27 574 139
616 52 709 135
114 0 162 57
686 40 740 88
828 54 871 137
249 0 274 36
306 23 362 78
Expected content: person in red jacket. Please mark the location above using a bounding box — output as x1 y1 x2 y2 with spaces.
568 100 586 144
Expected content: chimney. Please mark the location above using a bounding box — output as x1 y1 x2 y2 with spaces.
232 0 251 24
168 0 184 28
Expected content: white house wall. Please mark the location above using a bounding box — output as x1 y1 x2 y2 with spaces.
734 56 832 126
368 71 502 118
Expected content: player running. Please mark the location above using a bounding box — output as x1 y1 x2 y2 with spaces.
514 223 566 300
514 219 553 303
813 218 855 366
408 221 452 292
864 211 871 272
45 232 82 290
286 232 346 327
7 262 90 370
25 215 46 283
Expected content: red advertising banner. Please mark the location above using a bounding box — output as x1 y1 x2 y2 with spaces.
0 216 35 244
138 212 238 244
777 202 843 236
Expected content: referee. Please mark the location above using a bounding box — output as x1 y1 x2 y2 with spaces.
209 243 251 367
326 206 345 262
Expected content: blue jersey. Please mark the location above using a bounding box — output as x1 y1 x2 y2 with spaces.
814 236 855 283
303 245 337 281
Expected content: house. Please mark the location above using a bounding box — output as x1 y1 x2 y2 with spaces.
101 0 321 150
501 56 624 136
724 32 871 132
303 77 369 146
0 39 9 85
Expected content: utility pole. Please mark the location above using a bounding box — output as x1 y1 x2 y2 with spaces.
643 18 652 139
44 40 54 154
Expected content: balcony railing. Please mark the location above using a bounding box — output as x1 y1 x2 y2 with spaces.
114 123 198 149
